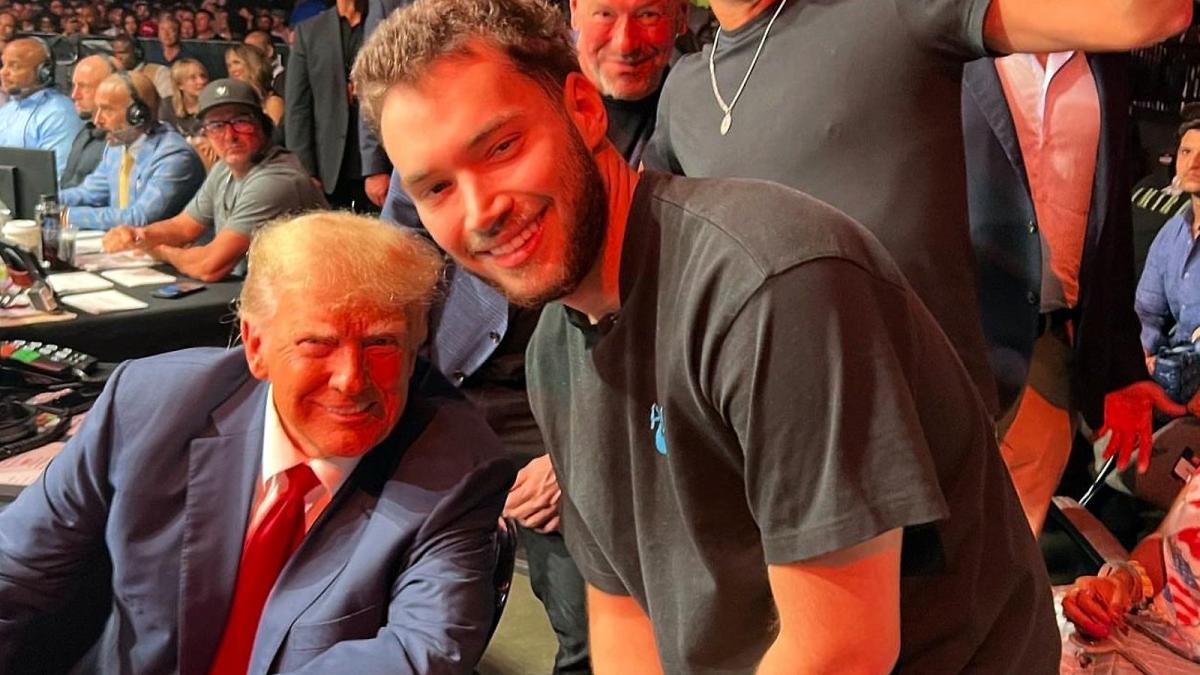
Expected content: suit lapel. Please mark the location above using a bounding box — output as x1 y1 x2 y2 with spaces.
247 391 441 674
177 381 269 675
964 59 1032 195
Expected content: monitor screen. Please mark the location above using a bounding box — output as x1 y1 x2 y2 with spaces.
0 146 58 220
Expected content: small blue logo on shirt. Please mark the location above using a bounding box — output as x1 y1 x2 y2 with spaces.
649 403 667 455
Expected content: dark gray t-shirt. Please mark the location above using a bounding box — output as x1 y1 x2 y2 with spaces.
526 172 1059 673
644 0 998 414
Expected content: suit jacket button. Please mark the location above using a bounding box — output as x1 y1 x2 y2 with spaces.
1027 220 1038 234
488 331 501 343
1026 291 1039 305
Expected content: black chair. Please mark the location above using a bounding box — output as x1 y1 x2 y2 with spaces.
487 517 518 645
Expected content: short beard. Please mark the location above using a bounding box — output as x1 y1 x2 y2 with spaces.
500 125 609 309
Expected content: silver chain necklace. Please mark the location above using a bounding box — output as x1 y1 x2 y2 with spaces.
709 0 789 136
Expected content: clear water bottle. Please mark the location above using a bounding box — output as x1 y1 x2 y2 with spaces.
35 193 61 267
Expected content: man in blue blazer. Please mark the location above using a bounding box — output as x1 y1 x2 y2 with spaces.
60 71 205 230
964 53 1179 532
0 212 515 674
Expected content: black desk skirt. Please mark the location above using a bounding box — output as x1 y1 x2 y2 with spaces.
7 274 244 362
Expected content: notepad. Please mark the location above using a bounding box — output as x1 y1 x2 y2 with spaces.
61 289 149 314
101 267 176 287
47 271 114 295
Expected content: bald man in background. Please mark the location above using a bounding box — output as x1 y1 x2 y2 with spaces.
0 38 82 179
61 54 117 190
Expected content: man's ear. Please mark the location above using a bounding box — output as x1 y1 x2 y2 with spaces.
241 317 269 381
569 0 581 30
562 71 608 152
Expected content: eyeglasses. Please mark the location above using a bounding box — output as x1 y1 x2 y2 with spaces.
201 116 257 136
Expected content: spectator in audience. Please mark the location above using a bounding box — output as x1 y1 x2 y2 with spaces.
175 6 194 24
111 33 173 98
1132 151 1185 276
179 16 195 38
0 11 16 41
226 43 283 125
354 0 1061 670
48 0 65 17
287 0 381 211
212 8 233 39
963 51 1181 534
61 53 116 190
61 13 84 35
194 8 217 39
244 29 284 96
252 8 272 32
61 71 204 230
154 15 194 66
121 12 138 36
0 38 83 180
159 57 207 137
102 79 326 281
642 0 1194 426
77 4 98 33
103 6 125 35
34 12 60 33
0 211 514 674
1137 114 1200 357
133 1 150 22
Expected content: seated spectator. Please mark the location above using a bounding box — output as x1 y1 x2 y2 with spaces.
1137 114 1200 356
0 38 83 180
225 44 284 126
102 79 327 281
194 8 217 40
60 71 205 230
110 34 173 99
34 12 59 33
159 57 208 137
244 29 285 97
61 54 117 190
121 13 138 36
0 11 16 41
180 17 195 39
212 9 233 40
153 16 194 66
0 211 515 674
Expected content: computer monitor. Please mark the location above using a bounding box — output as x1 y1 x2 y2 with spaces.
0 146 58 220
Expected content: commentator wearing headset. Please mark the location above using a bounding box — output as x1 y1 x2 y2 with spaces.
60 70 204 231
0 38 82 180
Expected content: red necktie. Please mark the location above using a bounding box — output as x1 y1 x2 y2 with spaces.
208 463 320 675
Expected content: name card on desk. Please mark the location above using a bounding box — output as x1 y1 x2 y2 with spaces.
47 271 114 295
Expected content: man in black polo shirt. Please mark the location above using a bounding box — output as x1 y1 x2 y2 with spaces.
354 0 1059 671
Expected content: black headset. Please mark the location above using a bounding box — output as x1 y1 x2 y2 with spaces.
116 70 152 127
34 38 54 88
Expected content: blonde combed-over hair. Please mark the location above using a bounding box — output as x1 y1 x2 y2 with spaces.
239 211 445 336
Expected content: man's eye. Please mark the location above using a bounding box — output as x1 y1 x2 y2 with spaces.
427 181 451 196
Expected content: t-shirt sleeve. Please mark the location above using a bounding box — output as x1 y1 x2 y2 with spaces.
893 0 991 60
185 168 218 227
560 488 630 596
711 258 950 565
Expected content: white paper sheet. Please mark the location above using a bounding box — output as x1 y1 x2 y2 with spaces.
61 289 149 314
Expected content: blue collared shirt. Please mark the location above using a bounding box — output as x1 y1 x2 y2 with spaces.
1136 205 1200 352
0 88 83 180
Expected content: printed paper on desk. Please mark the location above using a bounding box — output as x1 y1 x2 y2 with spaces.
74 250 155 272
47 271 114 294
73 230 104 256
101 268 176 287
62 289 149 314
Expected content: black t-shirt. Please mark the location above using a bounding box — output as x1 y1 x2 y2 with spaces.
603 89 659 167
526 172 1060 673
644 0 999 415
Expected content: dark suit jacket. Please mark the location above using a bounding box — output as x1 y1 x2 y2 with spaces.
0 348 514 675
963 53 1147 427
60 123 106 190
355 0 412 179
287 7 386 188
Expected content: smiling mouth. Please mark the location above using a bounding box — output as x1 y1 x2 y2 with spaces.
478 206 547 261
321 402 375 418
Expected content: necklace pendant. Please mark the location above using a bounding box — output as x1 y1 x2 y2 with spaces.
720 112 732 136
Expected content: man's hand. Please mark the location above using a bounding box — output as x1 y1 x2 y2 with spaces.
1099 381 1186 473
1062 576 1131 640
365 173 390 207
102 226 142 253
503 455 561 533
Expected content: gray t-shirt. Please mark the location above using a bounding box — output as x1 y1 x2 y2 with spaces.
526 172 1059 673
185 145 329 275
644 0 998 414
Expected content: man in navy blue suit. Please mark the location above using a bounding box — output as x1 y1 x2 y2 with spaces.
0 212 515 675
